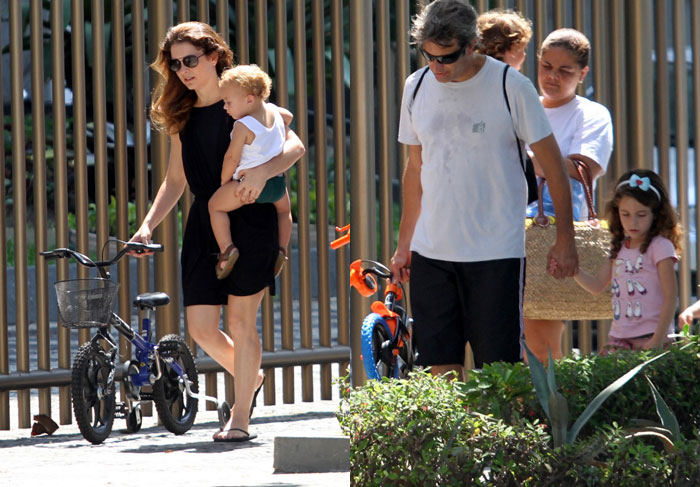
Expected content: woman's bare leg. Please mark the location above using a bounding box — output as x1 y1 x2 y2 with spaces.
523 319 564 363
186 305 236 376
213 290 266 440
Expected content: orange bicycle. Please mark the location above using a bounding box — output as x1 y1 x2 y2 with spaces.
331 225 415 379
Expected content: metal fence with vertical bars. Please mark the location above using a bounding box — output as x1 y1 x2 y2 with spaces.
0 0 698 431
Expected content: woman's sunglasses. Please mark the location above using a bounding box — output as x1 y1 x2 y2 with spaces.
169 53 207 72
421 45 466 65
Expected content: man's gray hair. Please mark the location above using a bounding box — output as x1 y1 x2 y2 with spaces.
410 0 478 49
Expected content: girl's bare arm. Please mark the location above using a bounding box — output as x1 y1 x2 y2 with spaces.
646 258 678 349
573 259 613 295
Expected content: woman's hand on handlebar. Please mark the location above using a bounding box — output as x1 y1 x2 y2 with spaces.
390 249 411 283
128 225 153 257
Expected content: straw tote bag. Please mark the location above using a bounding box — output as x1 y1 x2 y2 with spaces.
523 162 613 320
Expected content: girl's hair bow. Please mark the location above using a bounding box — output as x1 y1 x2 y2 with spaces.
616 174 661 200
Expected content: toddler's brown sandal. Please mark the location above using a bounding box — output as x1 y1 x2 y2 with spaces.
216 244 239 280
273 248 288 278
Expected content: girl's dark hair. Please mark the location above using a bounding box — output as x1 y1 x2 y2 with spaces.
605 169 682 258
150 22 233 134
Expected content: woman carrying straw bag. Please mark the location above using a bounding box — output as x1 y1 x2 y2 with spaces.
523 28 613 363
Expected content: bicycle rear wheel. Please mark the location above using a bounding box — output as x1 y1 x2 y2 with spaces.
360 313 397 380
152 334 198 435
71 342 116 444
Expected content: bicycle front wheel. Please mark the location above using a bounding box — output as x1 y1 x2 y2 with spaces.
152 334 198 435
71 342 116 444
360 313 397 380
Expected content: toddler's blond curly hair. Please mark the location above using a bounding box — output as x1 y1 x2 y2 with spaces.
219 64 271 100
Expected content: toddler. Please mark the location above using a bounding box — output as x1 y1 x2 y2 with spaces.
209 64 293 279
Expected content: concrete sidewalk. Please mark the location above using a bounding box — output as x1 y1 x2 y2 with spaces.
0 368 350 487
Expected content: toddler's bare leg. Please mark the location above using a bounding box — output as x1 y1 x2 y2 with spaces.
273 189 292 252
272 190 292 277
209 181 245 254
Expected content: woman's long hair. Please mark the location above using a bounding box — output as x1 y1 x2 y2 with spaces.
150 22 233 134
605 169 682 258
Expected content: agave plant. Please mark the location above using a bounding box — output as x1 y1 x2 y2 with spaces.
523 342 681 450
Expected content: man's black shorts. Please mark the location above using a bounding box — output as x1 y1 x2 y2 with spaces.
409 251 525 369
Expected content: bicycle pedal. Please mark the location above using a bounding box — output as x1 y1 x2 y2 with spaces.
157 342 181 355
114 403 129 419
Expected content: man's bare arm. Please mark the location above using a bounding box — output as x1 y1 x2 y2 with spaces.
529 134 578 278
390 144 423 283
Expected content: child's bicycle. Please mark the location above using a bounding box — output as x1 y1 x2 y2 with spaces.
331 225 415 379
41 240 230 444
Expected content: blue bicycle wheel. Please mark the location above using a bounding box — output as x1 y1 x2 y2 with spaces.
360 313 398 380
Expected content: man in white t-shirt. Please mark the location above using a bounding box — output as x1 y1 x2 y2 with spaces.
389 0 578 378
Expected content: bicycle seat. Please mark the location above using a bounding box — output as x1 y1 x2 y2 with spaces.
133 292 170 309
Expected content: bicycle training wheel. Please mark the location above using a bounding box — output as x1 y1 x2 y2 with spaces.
125 407 142 433
71 342 116 444
360 313 397 380
152 334 198 435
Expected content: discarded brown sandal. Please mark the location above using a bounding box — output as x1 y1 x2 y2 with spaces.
31 414 59 437
273 249 288 278
216 244 239 280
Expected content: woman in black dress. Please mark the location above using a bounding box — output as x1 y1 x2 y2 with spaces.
130 22 304 442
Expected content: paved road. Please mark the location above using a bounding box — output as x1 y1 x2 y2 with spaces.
0 399 348 487
0 369 350 487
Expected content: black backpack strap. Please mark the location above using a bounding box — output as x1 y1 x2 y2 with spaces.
408 66 431 115
502 64 526 175
503 64 539 204
412 66 430 102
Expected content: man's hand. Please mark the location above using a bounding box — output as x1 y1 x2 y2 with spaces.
390 249 412 283
546 234 578 279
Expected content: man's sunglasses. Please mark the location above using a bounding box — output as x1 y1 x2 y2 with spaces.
169 53 207 72
421 45 466 65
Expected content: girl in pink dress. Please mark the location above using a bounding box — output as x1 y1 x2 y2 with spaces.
572 169 682 353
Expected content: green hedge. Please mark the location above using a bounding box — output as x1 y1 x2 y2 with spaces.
461 345 700 438
338 343 700 486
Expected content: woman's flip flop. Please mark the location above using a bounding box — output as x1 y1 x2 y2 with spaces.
213 427 258 443
249 375 265 419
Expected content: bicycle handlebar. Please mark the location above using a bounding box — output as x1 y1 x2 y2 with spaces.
349 259 404 300
357 260 392 280
40 241 164 268
330 224 350 249
331 227 404 299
